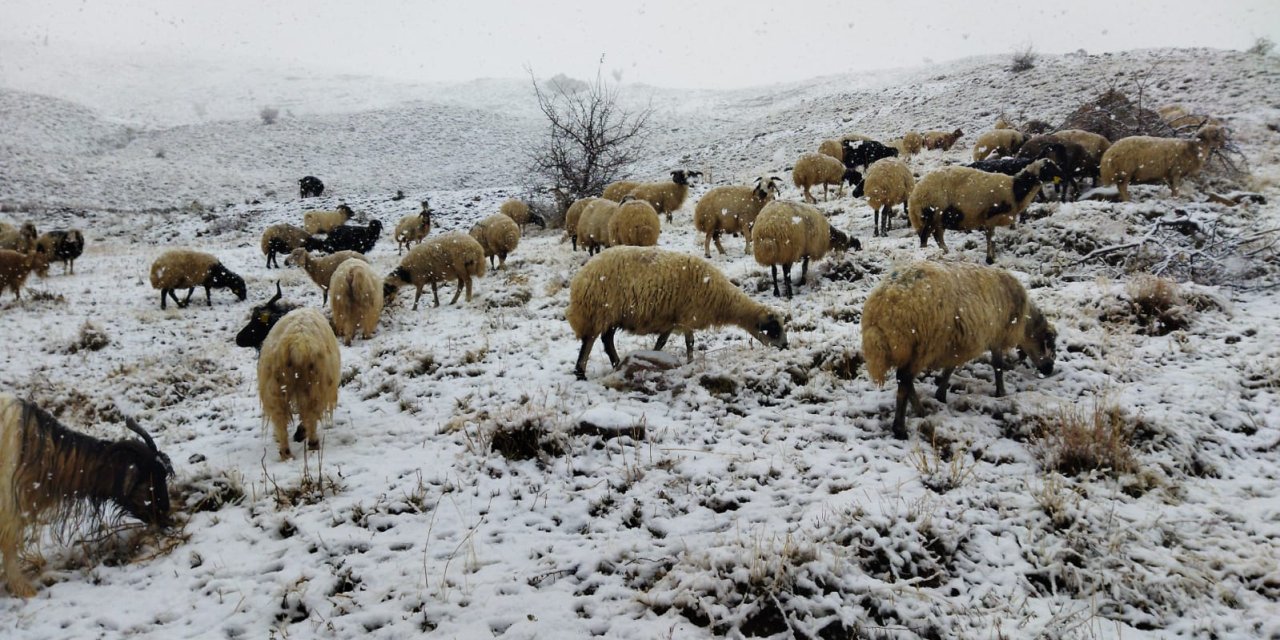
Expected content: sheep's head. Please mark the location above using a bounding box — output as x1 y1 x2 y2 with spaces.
337 204 354 219
1196 125 1227 150
748 310 788 351
752 176 782 201
368 219 384 235
284 247 310 267
113 417 174 527
1028 159 1065 185
1017 307 1057 376
671 170 702 186
236 283 295 349
209 264 247 301
529 211 547 229
829 226 857 252
842 167 863 187
383 268 410 302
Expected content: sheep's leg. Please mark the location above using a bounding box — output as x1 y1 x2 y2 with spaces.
883 205 894 233
205 286 214 307
891 369 916 440
781 264 794 298
991 351 1007 397
179 288 196 308
654 331 671 351
322 288 329 305
601 327 621 368
431 282 441 307
932 227 948 254
683 331 695 363
498 252 507 269
160 289 169 310
411 286 423 311
574 335 597 380
798 256 810 288
1116 179 1130 202
702 232 712 258
464 276 474 302
713 231 726 256
449 278 464 305
934 368 955 402
272 418 293 460
2 520 37 598
803 187 814 204
1167 175 1181 198
984 228 997 264
770 265 781 297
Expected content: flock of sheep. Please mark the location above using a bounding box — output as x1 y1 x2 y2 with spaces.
0 97 1233 597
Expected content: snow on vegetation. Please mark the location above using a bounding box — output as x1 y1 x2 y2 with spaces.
0 47 1279 638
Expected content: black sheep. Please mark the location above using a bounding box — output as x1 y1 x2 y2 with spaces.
1018 136 1093 201
323 220 383 254
299 176 325 199
841 139 899 171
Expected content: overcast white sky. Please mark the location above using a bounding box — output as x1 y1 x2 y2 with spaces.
3 0 1277 89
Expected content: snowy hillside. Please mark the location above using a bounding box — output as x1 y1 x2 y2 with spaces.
1 46 1279 639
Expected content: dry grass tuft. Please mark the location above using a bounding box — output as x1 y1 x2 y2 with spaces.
66 320 110 354
1127 276 1189 335
1036 402 1138 476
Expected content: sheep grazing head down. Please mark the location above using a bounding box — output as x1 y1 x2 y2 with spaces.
235 283 297 349
749 311 789 351
1017 308 1058 376
209 263 248 302
115 417 176 526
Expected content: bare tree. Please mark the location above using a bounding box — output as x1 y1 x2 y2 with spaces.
526 67 652 209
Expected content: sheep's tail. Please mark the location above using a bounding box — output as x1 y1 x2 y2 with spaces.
861 323 893 386
753 236 781 265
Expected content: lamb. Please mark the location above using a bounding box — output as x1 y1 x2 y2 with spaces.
303 204 354 235
693 176 782 258
622 169 701 223
862 260 1057 438
298 175 325 198
1099 126 1226 202
908 159 1063 264
148 249 247 310
818 139 844 160
0 222 37 254
576 199 621 256
840 139 899 171
853 158 915 237
0 395 172 597
33 230 85 275
608 197 662 247
0 249 49 302
235 300 340 460
566 246 788 379
562 197 598 251
1017 135 1092 201
329 259 383 346
921 128 964 151
792 153 860 203
601 180 639 202
470 213 521 269
971 130 1027 161
394 201 432 254
321 219 382 254
260 224 316 268
751 200 857 298
285 248 369 304
499 199 546 230
383 232 486 310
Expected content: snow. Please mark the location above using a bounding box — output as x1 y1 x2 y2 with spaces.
1 45 1279 639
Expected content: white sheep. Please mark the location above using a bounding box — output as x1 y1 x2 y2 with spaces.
0 222 37 254
1099 126 1226 201
971 130 1027 161
394 201 432 255
576 199 621 256
692 176 782 258
260 224 314 268
286 248 369 304
566 246 788 379
256 309 341 459
622 170 701 223
383 232 486 310
601 180 638 202
148 249 247 310
562 197 598 251
329 259 383 346
856 158 915 237
818 139 843 160
0 249 49 302
792 153 859 204
921 128 964 151
470 213 522 269
303 204 355 235
751 200 856 298
607 198 662 248
862 260 1057 438
500 199 545 230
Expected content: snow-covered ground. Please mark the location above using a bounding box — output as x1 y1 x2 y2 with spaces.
1 44 1279 638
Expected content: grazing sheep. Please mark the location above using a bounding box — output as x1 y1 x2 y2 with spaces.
854 158 915 237
470 213 522 269
299 176 325 198
623 170 701 223
921 128 964 151
752 200 857 298
383 232 486 310
841 139 900 171
972 130 1027 161
563 197 598 251
260 224 315 268
862 260 1057 438
303 204 354 235
899 131 924 156
33 230 85 275
693 176 782 258
994 116 1015 130
964 156 1036 176
148 249 247 310
321 220 382 255
601 180 639 202
0 222 37 254
566 246 788 379
0 395 173 597
394 201 433 255
908 159 1063 264
608 197 662 248
1053 129 1112 166
235 284 297 349
329 260 383 346
818 139 844 160
500 199 545 230
793 153 860 204
0 249 49 302
1017 135 1092 201
1099 126 1226 201
576 199 621 256
285 248 369 304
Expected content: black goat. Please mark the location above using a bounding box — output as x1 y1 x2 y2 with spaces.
841 139 899 171
299 176 325 198
322 220 382 254
235 283 298 350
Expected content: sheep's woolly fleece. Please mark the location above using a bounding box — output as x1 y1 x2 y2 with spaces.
1 44 1279 639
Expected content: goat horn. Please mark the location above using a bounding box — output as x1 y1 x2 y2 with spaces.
124 416 158 453
268 282 283 306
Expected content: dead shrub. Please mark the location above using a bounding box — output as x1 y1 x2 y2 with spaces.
1127 276 1189 335
1037 403 1138 476
1010 44 1037 73
66 320 110 354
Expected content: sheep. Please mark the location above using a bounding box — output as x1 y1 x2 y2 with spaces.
994 116 1015 130
148 249 247 310
383 232 486 310
236 303 341 460
329 259 383 346
470 213 521 269
576 199 621 256
751 200 857 298
299 175 325 198
1052 129 1111 165
562 197 598 251
840 139 900 171
601 180 639 202
285 248 369 304
622 169 702 223
0 395 173 597
792 153 860 204
908 159 1063 264
921 128 964 151
1017 135 1092 201
888 131 924 157
862 260 1057 438
499 199 546 230
33 230 85 275
818 139 844 160
964 156 1035 176
321 219 382 255
693 176 782 258
303 204 354 235
1099 126 1227 202
260 224 315 268
0 249 49 302
566 246 788 380
853 158 915 237
971 130 1027 161
608 197 662 248
0 222 37 254
394 201 432 255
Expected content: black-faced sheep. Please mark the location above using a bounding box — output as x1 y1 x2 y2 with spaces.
752 200 857 298
0 395 173 597
963 156 1035 176
693 176 782 258
500 199 545 230
1099 126 1227 202
0 249 48 302
303 204 354 235
840 139 899 171
576 199 621 256
33 230 85 276
566 246 788 380
394 201 432 255
921 129 964 151
321 220 382 255
862 260 1057 438
908 159 1063 264
601 180 639 202
854 158 915 237
470 213 521 269
260 224 316 269
0 222 37 254
329 259 383 346
285 248 369 304
608 197 662 248
383 232 486 310
298 176 325 198
793 153 860 203
972 130 1027 161
622 170 702 223
148 249 247 310
563 197 598 251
